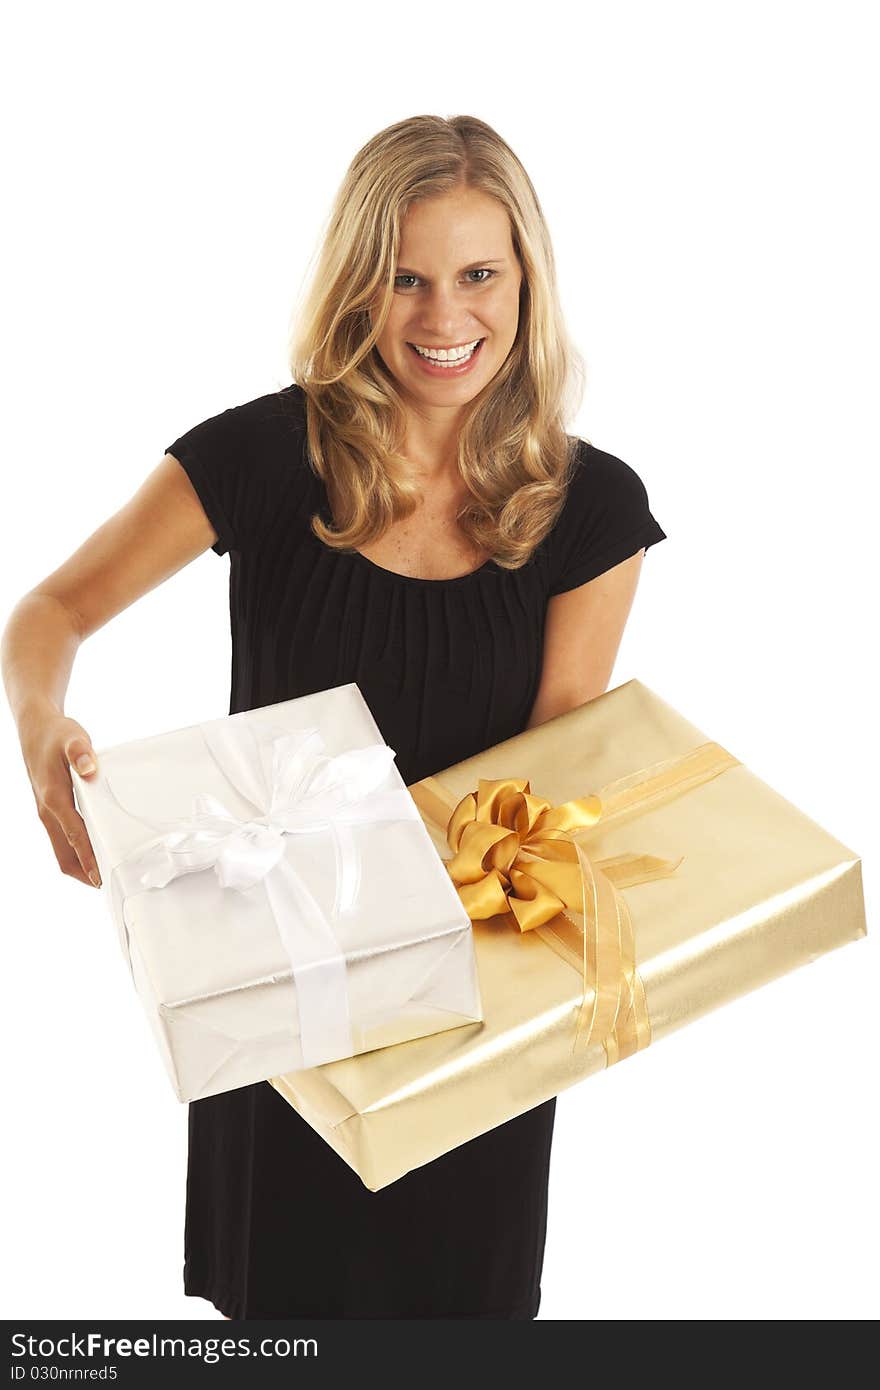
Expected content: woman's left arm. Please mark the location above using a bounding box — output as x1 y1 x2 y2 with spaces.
526 549 645 729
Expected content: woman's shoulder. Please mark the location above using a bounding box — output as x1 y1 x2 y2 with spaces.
166 382 314 497
544 435 667 595
564 435 652 499
164 382 314 557
174 378 304 435
553 435 661 530
208 380 308 451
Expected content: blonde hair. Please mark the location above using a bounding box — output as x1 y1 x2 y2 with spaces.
287 114 587 571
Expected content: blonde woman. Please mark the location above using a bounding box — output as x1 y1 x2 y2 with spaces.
3 115 666 1320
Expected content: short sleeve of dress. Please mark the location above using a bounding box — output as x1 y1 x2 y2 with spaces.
166 393 297 557
547 441 668 596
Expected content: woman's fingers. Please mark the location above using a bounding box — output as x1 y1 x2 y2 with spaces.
20 713 103 889
64 733 97 779
40 736 102 888
39 798 97 887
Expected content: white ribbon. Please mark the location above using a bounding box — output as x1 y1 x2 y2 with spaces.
107 716 420 1068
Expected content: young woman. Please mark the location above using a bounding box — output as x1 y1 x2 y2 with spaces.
3 114 666 1319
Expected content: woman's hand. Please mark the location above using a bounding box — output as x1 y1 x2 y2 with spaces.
4 453 220 894
19 703 102 889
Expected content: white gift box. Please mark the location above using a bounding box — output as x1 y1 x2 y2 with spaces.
71 683 483 1102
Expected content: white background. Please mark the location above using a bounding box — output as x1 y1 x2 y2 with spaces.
2 0 877 1321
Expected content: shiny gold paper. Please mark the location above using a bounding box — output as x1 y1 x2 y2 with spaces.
269 679 867 1191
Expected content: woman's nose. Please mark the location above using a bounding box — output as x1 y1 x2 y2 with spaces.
417 285 475 332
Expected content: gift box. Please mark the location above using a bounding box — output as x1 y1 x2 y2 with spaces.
268 677 867 1192
71 683 482 1101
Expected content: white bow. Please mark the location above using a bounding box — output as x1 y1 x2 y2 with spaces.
131 727 404 900
109 719 418 1068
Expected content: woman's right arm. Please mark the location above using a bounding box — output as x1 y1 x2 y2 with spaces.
1 453 221 888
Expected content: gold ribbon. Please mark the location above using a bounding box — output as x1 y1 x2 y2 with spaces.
409 739 741 1067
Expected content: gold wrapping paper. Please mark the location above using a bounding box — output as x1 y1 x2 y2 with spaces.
268 678 867 1192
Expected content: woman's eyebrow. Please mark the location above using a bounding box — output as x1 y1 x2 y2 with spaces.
395 258 508 274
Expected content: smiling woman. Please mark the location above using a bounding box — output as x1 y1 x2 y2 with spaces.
4 111 664 1326
289 152 583 572
164 117 667 1320
378 230 516 385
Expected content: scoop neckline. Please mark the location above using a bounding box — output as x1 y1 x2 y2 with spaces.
310 476 498 589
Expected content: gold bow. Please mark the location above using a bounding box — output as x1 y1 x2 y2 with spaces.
409 740 741 1066
445 777 603 931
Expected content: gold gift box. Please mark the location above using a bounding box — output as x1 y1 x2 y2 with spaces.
268 678 867 1191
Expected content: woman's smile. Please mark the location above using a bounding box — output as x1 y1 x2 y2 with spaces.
406 337 486 376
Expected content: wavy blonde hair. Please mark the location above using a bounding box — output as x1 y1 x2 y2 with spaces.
287 114 587 571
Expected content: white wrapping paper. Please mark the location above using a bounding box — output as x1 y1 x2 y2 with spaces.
71 683 483 1101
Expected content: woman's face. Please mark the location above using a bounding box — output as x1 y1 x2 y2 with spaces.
370 186 523 411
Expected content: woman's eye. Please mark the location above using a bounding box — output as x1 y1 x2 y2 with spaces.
393 269 496 290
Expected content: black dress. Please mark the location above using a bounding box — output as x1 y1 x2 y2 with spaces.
165 383 667 1319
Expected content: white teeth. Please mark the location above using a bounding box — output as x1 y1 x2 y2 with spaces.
412 338 481 363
